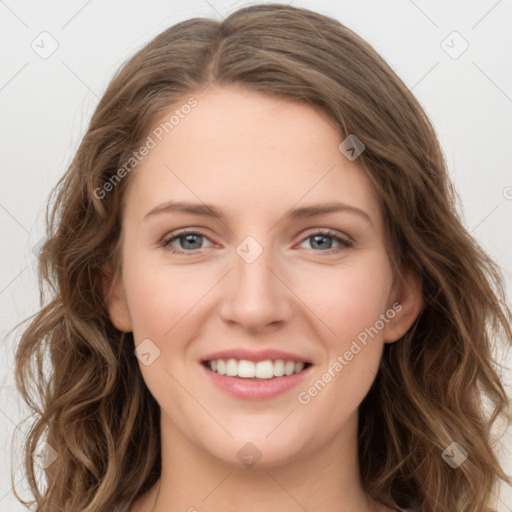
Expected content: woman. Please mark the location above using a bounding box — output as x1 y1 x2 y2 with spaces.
13 4 511 511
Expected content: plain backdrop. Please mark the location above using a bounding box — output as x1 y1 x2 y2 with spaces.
1 0 511 510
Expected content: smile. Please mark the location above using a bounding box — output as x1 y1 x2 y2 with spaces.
204 359 311 379
200 350 314 400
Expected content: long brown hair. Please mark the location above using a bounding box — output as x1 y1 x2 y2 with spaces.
12 4 512 511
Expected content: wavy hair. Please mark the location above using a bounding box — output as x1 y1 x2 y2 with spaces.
12 3 512 511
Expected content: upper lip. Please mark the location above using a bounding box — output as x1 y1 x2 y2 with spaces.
201 348 312 364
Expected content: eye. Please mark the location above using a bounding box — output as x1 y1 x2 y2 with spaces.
161 230 213 254
160 228 353 255
298 229 353 254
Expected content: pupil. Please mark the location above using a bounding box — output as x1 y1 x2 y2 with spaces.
183 234 202 249
312 234 331 249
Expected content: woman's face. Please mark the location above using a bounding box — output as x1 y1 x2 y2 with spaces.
106 84 422 468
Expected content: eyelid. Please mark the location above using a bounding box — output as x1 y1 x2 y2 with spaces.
160 228 216 248
299 227 353 243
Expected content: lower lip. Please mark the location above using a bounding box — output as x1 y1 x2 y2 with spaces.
201 363 313 400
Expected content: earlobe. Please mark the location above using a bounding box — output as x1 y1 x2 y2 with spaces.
383 267 424 343
101 262 133 333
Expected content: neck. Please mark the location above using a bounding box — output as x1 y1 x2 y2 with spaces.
142 411 386 512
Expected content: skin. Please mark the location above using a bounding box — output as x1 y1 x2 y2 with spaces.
104 84 423 512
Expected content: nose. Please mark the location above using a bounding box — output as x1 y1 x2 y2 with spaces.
218 238 294 334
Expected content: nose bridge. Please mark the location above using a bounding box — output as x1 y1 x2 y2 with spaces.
219 234 292 330
234 234 278 296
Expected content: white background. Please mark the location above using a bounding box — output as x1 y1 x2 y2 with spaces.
1 0 511 510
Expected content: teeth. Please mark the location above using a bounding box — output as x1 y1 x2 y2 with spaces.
284 361 295 376
238 359 256 378
273 359 285 376
207 358 308 379
255 361 273 379
226 358 238 377
294 362 305 373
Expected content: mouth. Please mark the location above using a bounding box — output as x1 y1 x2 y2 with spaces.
200 353 314 400
202 358 313 380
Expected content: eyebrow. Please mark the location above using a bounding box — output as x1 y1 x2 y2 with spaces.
144 200 373 226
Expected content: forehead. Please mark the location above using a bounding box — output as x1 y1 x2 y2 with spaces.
124 84 382 230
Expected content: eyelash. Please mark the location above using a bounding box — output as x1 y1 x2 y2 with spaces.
160 228 354 256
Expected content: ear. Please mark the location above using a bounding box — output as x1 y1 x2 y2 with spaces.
101 262 133 333
383 266 423 343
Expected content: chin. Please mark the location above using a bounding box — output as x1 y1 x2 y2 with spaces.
203 430 311 470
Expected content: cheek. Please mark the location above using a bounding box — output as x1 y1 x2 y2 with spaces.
306 256 393 348
121 241 207 340
295 257 393 416
121 258 206 412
